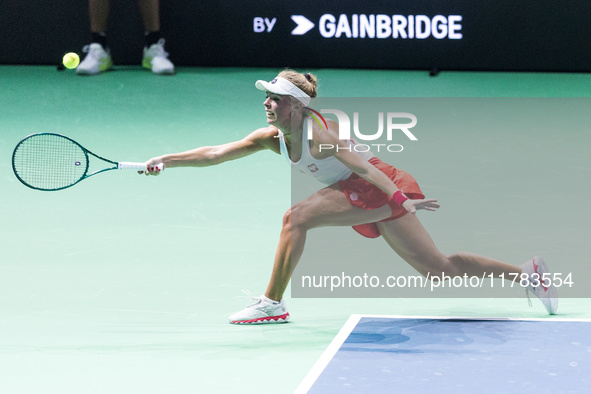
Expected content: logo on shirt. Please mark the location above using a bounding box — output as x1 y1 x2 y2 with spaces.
308 164 319 173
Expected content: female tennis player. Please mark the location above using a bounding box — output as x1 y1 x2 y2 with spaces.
142 70 558 323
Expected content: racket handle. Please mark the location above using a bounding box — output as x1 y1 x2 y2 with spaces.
118 162 164 172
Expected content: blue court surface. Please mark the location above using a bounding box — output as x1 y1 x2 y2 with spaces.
296 315 591 393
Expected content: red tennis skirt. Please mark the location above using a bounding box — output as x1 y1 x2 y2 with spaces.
337 157 424 239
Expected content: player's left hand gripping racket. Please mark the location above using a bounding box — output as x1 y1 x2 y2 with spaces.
12 133 162 191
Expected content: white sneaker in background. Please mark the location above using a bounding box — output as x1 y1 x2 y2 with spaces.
142 38 175 75
76 43 113 75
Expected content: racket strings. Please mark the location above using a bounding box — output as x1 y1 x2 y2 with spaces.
13 134 88 190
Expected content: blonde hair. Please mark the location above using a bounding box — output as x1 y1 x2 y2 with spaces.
277 69 318 98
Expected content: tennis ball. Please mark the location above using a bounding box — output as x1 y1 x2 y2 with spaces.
62 52 80 69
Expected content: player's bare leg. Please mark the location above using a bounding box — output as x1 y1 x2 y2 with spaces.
229 185 391 324
376 213 521 279
264 184 392 301
377 214 558 314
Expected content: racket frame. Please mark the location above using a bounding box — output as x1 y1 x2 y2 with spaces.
12 132 139 191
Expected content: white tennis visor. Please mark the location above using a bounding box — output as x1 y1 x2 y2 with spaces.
255 77 311 106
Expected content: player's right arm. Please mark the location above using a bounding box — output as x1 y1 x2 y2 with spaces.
143 126 279 175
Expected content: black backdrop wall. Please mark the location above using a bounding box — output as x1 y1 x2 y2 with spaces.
1 1 590 72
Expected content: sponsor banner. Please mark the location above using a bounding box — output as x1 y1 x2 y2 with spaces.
238 0 591 71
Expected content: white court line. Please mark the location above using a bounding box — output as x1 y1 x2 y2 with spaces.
294 314 362 394
294 314 591 393
340 314 591 322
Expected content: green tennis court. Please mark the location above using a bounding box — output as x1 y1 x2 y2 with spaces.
1 66 590 393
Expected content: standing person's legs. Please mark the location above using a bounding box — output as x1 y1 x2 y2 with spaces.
78 0 112 75
136 0 160 32
136 0 176 74
89 0 110 33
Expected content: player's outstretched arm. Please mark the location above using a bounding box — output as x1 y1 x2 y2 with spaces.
142 127 278 175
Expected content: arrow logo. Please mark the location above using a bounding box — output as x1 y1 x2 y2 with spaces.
291 15 315 35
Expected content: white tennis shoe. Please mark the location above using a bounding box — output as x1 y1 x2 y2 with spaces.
76 43 113 75
142 39 175 75
521 256 558 315
229 290 290 324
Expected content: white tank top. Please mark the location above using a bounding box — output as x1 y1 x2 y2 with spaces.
277 127 374 185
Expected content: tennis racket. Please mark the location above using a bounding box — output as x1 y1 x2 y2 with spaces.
12 132 163 191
